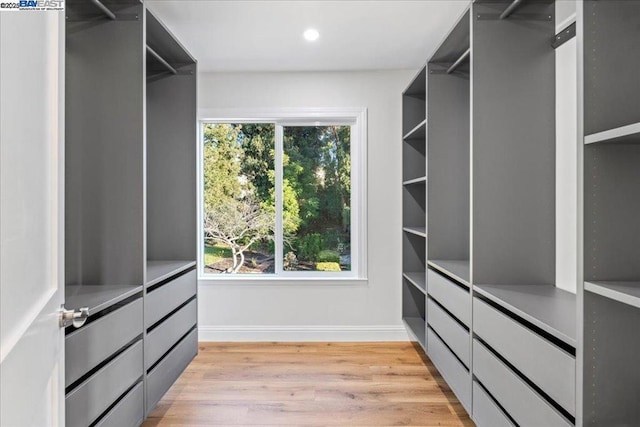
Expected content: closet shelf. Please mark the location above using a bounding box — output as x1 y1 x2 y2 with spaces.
65 284 143 316
146 260 196 287
584 122 640 145
403 272 426 294
404 316 426 350
428 260 470 287
403 176 426 186
473 284 577 347
403 120 427 141
403 227 427 238
585 281 640 309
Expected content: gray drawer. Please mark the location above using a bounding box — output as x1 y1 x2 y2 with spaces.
146 299 197 368
472 381 515 427
427 269 470 326
473 339 572 427
66 340 143 427
94 381 143 427
473 297 575 414
427 298 469 367
66 298 143 386
427 327 470 411
147 327 198 412
145 269 196 328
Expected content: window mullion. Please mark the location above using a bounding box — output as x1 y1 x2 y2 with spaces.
274 125 284 274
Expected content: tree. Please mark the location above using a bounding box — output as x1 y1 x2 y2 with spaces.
204 197 273 273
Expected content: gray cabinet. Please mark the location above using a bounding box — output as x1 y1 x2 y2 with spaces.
401 67 427 350
579 1 640 425
401 1 582 425
64 1 198 425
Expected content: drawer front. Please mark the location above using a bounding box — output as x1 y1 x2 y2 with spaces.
66 298 143 386
473 339 572 427
472 381 515 427
473 297 575 414
146 299 197 368
427 327 471 411
94 381 143 427
427 298 469 367
66 340 143 427
427 269 470 326
145 269 196 328
147 327 198 412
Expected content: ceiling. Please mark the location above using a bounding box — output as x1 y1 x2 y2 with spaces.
145 0 470 73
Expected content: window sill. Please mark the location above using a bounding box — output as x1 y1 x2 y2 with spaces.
198 276 369 287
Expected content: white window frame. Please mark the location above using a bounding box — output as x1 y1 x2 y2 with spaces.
197 108 368 284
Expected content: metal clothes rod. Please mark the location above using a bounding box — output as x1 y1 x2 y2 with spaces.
446 48 470 74
500 0 523 20
146 46 178 75
90 0 116 20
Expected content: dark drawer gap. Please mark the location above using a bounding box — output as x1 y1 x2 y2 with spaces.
88 379 143 427
475 337 575 425
474 293 575 356
65 292 143 335
147 325 197 374
146 295 196 333
147 265 196 293
428 325 469 371
429 296 470 332
65 335 142 394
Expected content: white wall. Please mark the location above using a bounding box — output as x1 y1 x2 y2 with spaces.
555 2 578 293
197 70 415 341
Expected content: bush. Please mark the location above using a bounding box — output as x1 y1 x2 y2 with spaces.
317 249 340 263
316 262 341 272
297 233 323 261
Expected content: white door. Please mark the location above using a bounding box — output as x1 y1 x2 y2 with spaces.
0 10 66 427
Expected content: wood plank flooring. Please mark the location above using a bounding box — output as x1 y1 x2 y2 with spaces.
142 342 474 426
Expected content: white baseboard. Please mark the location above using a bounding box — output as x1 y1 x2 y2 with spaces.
198 325 410 342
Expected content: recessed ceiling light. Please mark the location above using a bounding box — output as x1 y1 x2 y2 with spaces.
303 28 319 42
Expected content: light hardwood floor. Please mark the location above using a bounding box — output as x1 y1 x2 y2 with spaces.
142 342 474 426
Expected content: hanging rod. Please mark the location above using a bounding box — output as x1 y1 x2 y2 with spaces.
90 0 116 20
500 0 523 19
446 48 470 74
146 46 178 75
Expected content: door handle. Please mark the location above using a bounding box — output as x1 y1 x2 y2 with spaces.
59 306 90 328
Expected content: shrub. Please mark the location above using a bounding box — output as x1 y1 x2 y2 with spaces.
297 233 323 261
317 249 340 263
316 262 341 272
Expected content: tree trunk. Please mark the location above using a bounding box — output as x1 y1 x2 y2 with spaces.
230 247 238 273
233 250 245 274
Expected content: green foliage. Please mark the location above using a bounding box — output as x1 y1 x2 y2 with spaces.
202 123 352 271
317 249 340 263
316 262 341 272
204 244 232 266
296 233 324 262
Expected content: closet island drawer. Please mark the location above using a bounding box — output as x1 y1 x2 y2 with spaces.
473 339 572 427
147 328 198 410
66 340 143 427
472 381 515 427
94 381 143 427
427 298 469 367
427 327 470 411
66 298 143 385
427 269 470 326
146 298 197 367
473 297 575 414
145 269 196 328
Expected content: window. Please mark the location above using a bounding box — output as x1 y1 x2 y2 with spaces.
199 109 367 281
